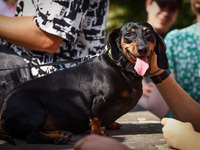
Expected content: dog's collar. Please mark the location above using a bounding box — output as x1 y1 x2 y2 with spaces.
105 45 140 77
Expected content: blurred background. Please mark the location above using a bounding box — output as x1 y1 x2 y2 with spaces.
107 0 195 34
0 0 196 37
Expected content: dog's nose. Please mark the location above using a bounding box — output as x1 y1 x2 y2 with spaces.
137 38 148 55
137 45 148 55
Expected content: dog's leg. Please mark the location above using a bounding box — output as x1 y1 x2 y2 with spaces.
27 131 54 144
105 122 122 130
26 130 72 144
40 130 73 144
89 117 105 135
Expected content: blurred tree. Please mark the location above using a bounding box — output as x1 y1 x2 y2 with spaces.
106 0 196 35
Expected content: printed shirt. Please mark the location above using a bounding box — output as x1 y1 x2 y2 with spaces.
1 0 109 78
164 23 200 117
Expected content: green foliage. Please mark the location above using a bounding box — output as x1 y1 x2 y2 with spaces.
106 0 196 34
175 0 196 29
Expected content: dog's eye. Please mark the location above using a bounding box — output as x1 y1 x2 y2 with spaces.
125 33 132 38
125 32 136 38
143 30 151 36
146 34 154 41
143 30 154 40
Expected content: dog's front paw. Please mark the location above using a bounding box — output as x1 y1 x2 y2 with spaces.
105 122 122 130
54 131 73 144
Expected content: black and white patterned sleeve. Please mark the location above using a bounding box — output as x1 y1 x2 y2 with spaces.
33 0 90 42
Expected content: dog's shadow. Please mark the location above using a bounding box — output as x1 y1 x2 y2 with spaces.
0 122 162 150
105 122 162 142
109 123 162 134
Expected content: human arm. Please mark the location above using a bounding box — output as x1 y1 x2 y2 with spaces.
0 15 63 53
161 118 200 150
74 135 130 150
155 75 200 131
150 53 200 131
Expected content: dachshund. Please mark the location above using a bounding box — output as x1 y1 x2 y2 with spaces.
0 22 168 144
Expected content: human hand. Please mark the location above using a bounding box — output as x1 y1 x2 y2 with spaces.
161 118 195 149
74 135 130 150
149 52 165 76
149 34 169 76
149 52 160 74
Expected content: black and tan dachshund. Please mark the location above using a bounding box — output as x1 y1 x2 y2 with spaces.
0 22 168 144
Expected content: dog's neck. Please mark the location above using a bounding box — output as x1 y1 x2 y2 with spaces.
105 46 141 78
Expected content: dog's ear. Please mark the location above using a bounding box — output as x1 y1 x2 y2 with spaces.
155 33 169 69
107 28 122 62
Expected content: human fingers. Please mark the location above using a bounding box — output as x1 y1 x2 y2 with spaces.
161 117 170 125
149 52 159 74
74 134 111 150
184 122 194 131
161 117 179 125
74 136 86 150
74 135 94 150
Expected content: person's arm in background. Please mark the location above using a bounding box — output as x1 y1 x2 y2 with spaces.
150 53 200 132
147 46 200 149
155 74 200 131
0 15 63 53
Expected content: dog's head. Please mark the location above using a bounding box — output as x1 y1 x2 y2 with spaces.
107 22 168 76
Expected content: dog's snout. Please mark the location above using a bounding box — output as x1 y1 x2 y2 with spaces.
136 38 148 55
137 45 148 55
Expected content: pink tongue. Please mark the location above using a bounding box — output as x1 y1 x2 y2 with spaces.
134 57 149 76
